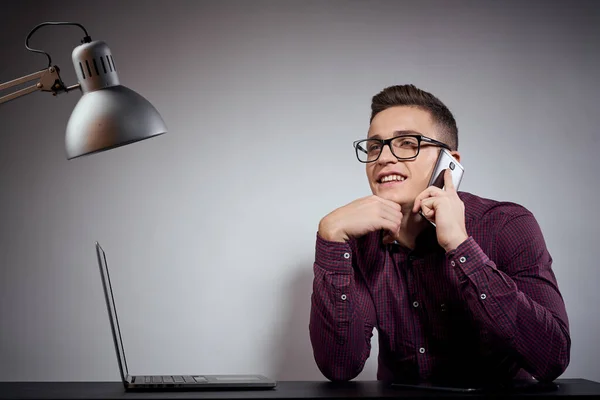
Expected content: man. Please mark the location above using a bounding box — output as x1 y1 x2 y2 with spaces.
309 84 570 386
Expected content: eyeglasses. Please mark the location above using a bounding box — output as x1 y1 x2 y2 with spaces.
353 134 450 163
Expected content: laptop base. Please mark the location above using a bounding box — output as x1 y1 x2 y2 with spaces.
125 374 276 391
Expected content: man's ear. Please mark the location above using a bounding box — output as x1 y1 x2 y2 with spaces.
450 150 461 163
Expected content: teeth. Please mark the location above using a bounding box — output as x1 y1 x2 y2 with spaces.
380 175 405 183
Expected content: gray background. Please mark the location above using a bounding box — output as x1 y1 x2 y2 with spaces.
1 0 598 383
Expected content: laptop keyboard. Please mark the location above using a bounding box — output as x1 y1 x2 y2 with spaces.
142 375 206 384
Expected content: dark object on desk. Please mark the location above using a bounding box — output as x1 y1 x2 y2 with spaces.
391 378 560 393
0 380 598 399
94 242 277 391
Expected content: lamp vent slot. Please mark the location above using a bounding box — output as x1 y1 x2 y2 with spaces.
109 55 117 71
79 62 86 79
106 55 113 72
93 58 99 76
85 60 92 77
101 57 107 74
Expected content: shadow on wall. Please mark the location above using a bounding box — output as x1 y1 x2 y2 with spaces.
271 261 378 381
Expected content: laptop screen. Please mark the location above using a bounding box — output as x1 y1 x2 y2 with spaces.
96 242 130 383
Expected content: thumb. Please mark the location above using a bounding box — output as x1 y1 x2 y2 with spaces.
444 168 455 191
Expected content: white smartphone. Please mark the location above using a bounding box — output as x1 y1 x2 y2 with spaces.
420 148 464 225
428 148 464 190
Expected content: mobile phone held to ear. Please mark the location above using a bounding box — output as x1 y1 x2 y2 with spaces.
420 149 464 226
428 148 464 190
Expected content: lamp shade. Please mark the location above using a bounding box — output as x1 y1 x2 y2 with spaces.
65 85 167 159
64 40 167 159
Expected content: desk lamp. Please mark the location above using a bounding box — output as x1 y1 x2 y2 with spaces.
0 22 167 159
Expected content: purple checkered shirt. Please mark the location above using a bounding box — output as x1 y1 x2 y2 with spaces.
309 191 570 384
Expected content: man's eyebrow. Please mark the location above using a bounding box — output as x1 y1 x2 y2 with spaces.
368 130 421 139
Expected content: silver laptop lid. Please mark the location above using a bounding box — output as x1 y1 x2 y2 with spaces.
95 242 130 386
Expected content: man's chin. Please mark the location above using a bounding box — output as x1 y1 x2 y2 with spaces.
376 192 410 206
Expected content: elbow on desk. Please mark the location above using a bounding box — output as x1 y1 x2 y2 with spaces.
534 355 571 383
316 364 362 382
532 337 571 383
309 323 367 381
313 354 364 382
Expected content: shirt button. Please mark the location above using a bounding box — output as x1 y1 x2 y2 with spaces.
459 256 467 263
450 261 456 267
480 293 487 300
413 301 419 308
343 252 350 259
440 303 447 312
341 294 347 300
419 347 426 354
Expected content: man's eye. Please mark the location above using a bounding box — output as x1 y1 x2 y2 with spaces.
396 139 417 147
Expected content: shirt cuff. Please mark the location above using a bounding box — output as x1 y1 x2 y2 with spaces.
446 236 491 279
315 232 354 273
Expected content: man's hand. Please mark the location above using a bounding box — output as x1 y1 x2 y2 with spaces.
318 195 403 243
412 168 468 252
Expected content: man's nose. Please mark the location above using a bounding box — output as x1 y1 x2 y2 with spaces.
378 143 397 164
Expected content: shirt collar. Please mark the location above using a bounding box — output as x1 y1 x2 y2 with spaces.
380 223 442 256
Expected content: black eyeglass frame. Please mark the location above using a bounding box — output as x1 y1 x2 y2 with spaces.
353 134 451 163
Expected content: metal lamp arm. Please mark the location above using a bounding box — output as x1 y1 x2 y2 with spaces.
0 66 80 105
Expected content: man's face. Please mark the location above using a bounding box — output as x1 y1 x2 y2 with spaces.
365 106 457 208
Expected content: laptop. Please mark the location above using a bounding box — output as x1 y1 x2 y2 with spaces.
94 241 277 391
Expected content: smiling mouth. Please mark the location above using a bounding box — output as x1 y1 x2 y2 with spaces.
378 174 406 184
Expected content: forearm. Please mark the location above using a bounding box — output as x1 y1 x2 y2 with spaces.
308 235 375 381
448 238 570 381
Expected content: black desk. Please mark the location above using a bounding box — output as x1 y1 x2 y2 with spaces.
1 380 599 400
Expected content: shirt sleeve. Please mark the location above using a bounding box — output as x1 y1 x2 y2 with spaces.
308 233 377 381
446 212 571 382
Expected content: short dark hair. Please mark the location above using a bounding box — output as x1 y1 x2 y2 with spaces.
370 84 458 150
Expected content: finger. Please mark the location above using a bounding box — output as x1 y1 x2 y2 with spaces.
378 206 403 225
421 206 435 221
368 196 402 217
381 202 404 218
417 186 446 201
420 198 436 219
374 205 402 232
412 186 445 213
373 195 402 211
444 168 455 192
381 219 401 235
370 208 400 232
420 197 436 211
366 198 402 229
